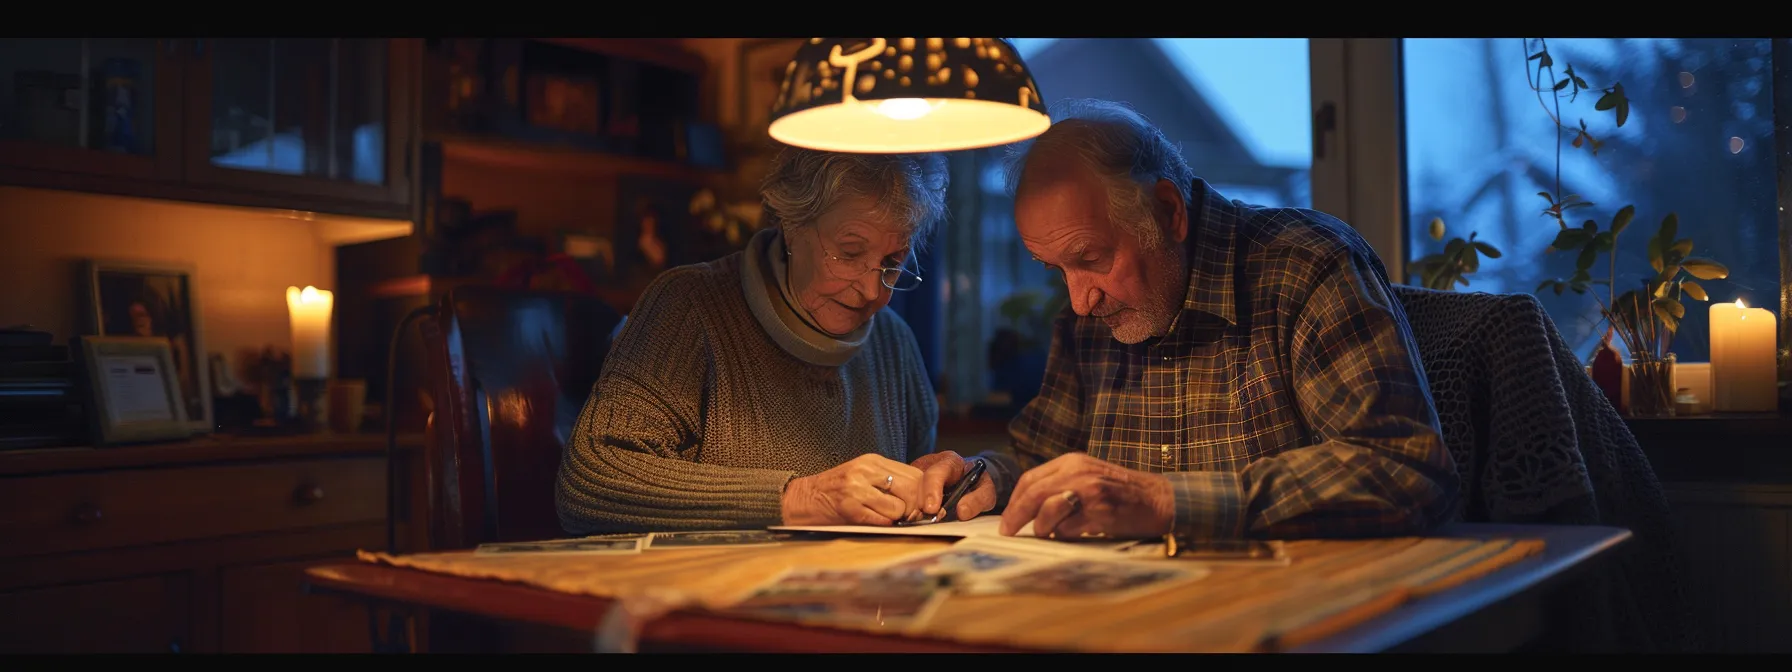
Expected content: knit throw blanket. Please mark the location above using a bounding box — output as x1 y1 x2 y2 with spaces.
1391 285 1698 653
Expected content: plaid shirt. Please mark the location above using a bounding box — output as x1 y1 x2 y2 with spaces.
979 179 1458 541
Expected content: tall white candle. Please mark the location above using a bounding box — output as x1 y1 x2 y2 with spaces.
1709 298 1777 412
286 285 334 380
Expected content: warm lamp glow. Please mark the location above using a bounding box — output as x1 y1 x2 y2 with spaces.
286 285 334 380
766 37 1051 154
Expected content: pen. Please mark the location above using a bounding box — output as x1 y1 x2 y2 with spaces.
899 458 987 526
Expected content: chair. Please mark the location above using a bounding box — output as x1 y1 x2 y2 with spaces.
1390 284 1697 653
416 285 625 551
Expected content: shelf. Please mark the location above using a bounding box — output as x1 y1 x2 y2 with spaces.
432 132 724 184
0 431 426 477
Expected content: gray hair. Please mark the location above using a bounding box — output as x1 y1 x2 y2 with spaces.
760 145 950 249
1002 99 1196 249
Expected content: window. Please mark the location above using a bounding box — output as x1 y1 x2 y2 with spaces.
1401 38 1783 362
940 38 1317 408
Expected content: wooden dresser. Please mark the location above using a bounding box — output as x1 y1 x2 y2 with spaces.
0 433 426 653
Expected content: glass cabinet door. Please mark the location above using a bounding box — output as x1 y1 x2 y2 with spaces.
185 38 413 210
0 38 182 179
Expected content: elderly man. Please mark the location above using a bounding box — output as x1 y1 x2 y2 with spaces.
939 98 1458 542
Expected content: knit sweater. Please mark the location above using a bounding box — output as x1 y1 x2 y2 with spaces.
555 229 939 535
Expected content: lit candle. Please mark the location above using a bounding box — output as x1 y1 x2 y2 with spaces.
1709 298 1778 412
286 285 334 380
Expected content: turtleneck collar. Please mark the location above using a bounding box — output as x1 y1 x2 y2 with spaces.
740 227 873 367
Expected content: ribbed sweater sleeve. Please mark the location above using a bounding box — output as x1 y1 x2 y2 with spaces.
555 268 795 534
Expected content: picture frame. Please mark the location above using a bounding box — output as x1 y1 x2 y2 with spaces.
74 336 192 446
81 259 212 435
735 38 806 139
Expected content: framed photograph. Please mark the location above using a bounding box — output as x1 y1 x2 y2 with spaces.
735 38 806 138
74 336 192 445
82 259 212 435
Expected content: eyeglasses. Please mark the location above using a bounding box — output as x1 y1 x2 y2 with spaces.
806 227 924 292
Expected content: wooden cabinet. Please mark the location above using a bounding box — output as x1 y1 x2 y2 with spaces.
0 574 191 653
1663 484 1792 653
0 433 426 654
0 38 418 220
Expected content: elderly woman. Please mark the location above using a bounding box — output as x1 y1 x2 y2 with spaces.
557 146 961 535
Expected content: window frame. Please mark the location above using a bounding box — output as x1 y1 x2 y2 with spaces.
1312 38 1792 384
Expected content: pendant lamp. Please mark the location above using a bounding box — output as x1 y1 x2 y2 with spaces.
765 37 1050 153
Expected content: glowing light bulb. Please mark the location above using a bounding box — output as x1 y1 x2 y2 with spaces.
875 98 934 120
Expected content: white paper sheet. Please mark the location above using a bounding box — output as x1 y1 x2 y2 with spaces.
101 355 176 424
771 515 1015 538
770 515 1138 553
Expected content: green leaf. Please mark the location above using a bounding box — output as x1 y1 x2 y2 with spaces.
1610 205 1635 235
1595 90 1617 111
1653 295 1685 323
1647 237 1665 272
1539 52 1553 68
1428 217 1445 241
1592 231 1616 252
1576 243 1598 272
1573 76 1589 89
1444 238 1466 260
1537 191 1555 203
1570 269 1592 284
1528 50 1547 61
1564 201 1594 210
1613 83 1630 126
1471 241 1501 258
1681 280 1709 301
1681 257 1730 280
1536 279 1558 293
1552 228 1593 250
1666 238 1694 263
1553 281 1567 295
1657 212 1678 246
1554 78 1570 91
1570 280 1591 293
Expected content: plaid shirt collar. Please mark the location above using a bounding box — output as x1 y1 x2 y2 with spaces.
1166 178 1240 333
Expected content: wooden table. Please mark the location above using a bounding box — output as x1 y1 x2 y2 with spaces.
303 523 1630 653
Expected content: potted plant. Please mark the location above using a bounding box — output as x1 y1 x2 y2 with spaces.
1409 38 1732 417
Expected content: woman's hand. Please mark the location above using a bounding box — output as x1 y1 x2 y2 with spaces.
781 454 926 526
909 451 997 522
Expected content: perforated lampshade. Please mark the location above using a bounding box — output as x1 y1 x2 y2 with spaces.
766 37 1050 153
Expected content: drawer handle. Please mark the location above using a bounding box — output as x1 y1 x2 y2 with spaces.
72 503 103 524
296 483 326 505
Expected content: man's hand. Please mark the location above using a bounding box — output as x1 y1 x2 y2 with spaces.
999 453 1175 539
908 451 997 522
782 454 926 526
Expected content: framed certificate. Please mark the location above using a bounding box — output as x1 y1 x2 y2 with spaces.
75 335 192 446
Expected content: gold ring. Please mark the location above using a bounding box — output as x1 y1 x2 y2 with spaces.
1060 490 1081 512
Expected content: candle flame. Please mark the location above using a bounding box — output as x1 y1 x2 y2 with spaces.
1735 299 1746 309
286 285 331 305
